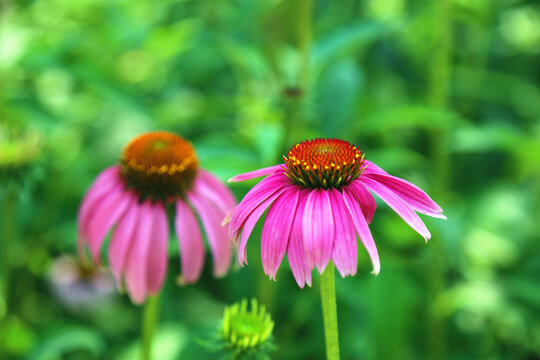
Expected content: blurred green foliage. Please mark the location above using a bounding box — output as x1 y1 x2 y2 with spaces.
1 0 540 359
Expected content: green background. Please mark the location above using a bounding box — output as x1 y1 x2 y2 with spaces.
1 0 540 359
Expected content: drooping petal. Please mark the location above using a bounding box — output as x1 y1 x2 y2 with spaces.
146 203 169 294
77 166 123 255
342 186 380 275
287 190 312 288
187 191 231 277
364 172 445 218
125 201 154 304
348 180 377 224
261 187 299 280
237 187 288 265
361 176 431 241
108 202 140 290
362 160 387 175
302 189 335 273
229 172 289 238
228 164 285 182
175 199 205 284
328 189 357 278
194 169 237 216
86 189 135 264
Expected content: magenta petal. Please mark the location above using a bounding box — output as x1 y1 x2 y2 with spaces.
77 166 123 256
237 187 288 266
342 186 380 275
302 189 335 273
228 164 285 182
86 189 135 264
261 187 299 280
187 191 231 277
229 172 289 238
125 201 154 304
364 172 445 218
287 190 312 288
108 202 140 290
361 176 431 241
348 180 377 224
328 189 357 278
146 203 169 295
175 199 205 284
194 169 237 216
362 160 387 175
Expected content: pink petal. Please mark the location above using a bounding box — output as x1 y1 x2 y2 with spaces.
362 160 387 175
187 191 231 277
125 201 154 304
342 186 380 275
194 169 237 216
287 190 312 288
77 166 123 255
175 199 205 284
146 203 169 294
229 172 289 238
86 189 135 264
237 187 288 266
108 202 140 290
228 164 285 182
348 180 377 224
261 187 299 280
364 172 445 218
302 189 335 273
361 176 431 241
328 189 357 278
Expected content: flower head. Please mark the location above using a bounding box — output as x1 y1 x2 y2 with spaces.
48 256 116 311
221 298 274 353
0 125 41 183
228 138 445 287
77 131 236 303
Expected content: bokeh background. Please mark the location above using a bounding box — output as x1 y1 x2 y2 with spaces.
1 0 540 359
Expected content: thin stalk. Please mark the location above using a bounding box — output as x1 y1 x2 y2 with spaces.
140 295 160 360
297 0 313 87
0 190 15 319
320 262 340 360
280 0 313 154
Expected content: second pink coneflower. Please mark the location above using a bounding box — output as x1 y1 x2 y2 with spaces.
77 131 236 304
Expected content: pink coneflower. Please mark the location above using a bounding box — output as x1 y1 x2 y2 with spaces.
228 138 445 287
77 131 235 304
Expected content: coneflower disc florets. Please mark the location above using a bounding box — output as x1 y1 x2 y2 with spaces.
283 138 366 189
120 131 198 202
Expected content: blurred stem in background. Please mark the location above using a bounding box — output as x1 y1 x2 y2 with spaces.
427 0 453 358
141 295 160 360
320 262 340 360
297 0 312 87
280 0 313 155
0 188 15 322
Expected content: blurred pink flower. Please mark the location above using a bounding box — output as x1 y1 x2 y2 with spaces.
227 138 445 287
77 131 235 304
49 256 116 310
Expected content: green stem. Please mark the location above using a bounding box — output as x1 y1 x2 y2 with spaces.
320 262 340 360
140 295 160 360
297 0 313 87
0 189 15 320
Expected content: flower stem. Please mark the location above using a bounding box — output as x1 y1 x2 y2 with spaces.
297 0 313 87
0 189 15 320
320 262 340 360
140 295 160 360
